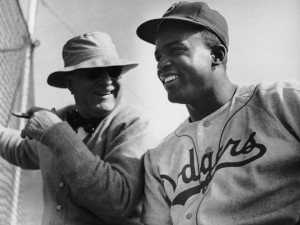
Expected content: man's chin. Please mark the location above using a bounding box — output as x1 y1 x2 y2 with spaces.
95 103 115 116
168 94 184 104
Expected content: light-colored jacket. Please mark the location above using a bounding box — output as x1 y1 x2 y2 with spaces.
0 100 157 225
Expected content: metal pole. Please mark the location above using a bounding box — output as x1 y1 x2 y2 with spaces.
11 1 39 224
27 0 39 36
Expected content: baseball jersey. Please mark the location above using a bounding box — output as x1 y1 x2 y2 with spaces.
142 81 300 225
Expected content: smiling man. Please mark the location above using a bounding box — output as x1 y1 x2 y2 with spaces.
136 1 300 225
0 32 157 225
64 67 122 119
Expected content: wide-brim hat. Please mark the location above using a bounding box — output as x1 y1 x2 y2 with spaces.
48 32 138 88
136 1 229 50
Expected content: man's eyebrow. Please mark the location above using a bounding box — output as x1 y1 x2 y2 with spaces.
164 41 185 49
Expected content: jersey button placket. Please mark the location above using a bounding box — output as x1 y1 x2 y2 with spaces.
186 213 193 220
56 204 62 211
59 182 64 188
205 146 213 153
203 121 210 127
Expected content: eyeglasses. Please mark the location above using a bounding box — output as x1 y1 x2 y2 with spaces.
106 67 123 79
79 67 122 80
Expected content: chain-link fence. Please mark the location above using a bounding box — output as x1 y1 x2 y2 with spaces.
0 0 35 224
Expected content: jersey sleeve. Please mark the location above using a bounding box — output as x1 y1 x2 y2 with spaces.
141 150 172 225
259 81 300 142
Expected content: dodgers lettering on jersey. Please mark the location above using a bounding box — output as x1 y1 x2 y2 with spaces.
161 131 266 206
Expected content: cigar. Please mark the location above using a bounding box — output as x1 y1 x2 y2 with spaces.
12 112 31 119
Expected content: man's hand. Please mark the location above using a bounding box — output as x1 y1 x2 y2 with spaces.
20 107 62 141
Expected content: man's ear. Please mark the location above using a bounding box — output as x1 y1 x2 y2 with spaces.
211 45 226 66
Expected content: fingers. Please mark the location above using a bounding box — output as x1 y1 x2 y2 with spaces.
20 123 33 140
20 109 61 141
18 107 47 139
20 129 26 138
20 130 32 140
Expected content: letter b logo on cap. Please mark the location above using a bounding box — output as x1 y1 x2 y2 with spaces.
163 2 181 16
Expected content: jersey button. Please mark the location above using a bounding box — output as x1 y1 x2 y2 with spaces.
203 121 210 127
186 213 193 220
56 205 62 211
205 147 213 153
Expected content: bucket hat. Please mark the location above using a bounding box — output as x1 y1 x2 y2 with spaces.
136 1 229 50
47 32 138 88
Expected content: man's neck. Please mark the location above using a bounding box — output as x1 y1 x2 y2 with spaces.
187 82 237 122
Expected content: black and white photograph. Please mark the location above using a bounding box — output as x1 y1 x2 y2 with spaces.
0 0 299 224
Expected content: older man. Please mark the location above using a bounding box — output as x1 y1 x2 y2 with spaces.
0 32 157 225
136 1 300 225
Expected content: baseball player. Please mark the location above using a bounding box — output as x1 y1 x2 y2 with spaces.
136 1 300 225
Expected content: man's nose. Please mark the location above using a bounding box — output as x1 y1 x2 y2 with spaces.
102 71 111 81
157 56 171 80
91 71 113 85
157 55 171 71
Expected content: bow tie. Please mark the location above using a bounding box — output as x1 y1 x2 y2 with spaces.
66 109 102 134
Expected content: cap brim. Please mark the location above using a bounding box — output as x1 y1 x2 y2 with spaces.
137 16 227 49
137 17 206 45
47 58 138 88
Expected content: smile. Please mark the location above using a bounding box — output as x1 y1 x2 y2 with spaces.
93 90 114 96
164 75 178 84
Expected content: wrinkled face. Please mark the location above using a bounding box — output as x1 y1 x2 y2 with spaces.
66 67 122 119
155 22 213 105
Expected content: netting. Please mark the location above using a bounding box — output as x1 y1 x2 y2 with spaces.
0 0 35 224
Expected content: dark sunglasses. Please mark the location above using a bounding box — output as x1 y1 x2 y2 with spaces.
83 67 122 80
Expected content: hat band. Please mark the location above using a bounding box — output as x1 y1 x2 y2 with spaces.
64 50 119 67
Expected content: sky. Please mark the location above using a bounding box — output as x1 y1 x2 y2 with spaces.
20 0 300 138
16 0 300 223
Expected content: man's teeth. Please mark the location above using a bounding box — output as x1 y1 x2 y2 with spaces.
164 75 177 83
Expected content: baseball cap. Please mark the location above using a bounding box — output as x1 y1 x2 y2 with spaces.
47 32 138 88
136 1 229 50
